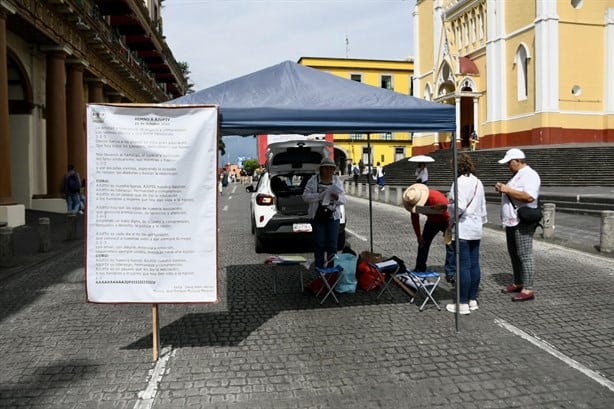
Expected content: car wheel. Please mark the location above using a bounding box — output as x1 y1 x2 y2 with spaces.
337 230 346 250
251 217 255 235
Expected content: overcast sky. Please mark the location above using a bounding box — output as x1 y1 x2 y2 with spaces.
161 0 417 91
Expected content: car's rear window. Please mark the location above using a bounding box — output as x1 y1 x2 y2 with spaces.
271 147 322 168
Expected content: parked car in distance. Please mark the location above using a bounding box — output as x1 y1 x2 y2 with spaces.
249 140 346 253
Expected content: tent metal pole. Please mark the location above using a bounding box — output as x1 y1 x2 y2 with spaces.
452 132 460 332
367 133 374 252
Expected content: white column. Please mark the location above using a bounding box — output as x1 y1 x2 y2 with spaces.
486 0 506 122
606 8 614 113
535 0 559 113
455 97 461 142
433 0 443 72
412 2 421 98
473 97 479 131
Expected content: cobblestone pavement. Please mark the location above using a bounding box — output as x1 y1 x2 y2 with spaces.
0 184 612 408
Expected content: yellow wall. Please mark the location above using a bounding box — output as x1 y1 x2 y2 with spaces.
559 4 605 113
415 0 613 150
298 57 415 166
417 4 435 78
505 1 535 32
506 30 536 117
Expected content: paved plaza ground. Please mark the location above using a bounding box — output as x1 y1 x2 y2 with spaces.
0 183 612 408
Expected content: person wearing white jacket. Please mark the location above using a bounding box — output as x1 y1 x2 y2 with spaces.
441 153 488 315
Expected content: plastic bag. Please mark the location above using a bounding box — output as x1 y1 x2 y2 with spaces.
334 253 358 293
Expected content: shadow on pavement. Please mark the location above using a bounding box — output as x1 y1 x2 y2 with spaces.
122 263 454 350
0 359 97 408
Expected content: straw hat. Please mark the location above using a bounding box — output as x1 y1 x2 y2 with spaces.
402 183 429 213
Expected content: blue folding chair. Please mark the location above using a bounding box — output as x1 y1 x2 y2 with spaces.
404 271 441 311
313 265 343 304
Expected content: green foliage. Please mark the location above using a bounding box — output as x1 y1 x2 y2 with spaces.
177 61 195 94
242 159 260 174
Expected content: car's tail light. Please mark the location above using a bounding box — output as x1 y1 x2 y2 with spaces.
256 194 274 206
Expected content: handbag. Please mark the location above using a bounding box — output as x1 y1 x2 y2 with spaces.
313 175 335 223
517 206 543 224
506 193 542 224
314 205 333 223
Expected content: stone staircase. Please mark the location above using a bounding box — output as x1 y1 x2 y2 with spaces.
381 143 614 213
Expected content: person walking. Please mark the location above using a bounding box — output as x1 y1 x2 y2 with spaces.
495 148 541 302
402 183 450 272
62 164 82 214
375 162 385 191
442 154 487 315
302 158 346 269
220 169 229 195
470 130 479 151
351 162 360 186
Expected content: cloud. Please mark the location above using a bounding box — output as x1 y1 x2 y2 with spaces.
162 0 415 90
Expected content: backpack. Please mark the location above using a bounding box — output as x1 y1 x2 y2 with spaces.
67 173 81 193
356 261 385 291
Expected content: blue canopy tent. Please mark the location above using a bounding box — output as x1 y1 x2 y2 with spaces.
172 61 463 323
171 60 455 135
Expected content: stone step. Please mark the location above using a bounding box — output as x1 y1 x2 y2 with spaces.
382 144 614 188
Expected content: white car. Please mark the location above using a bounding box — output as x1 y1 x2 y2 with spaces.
247 140 346 253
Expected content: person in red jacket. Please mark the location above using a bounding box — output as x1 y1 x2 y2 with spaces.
403 183 451 272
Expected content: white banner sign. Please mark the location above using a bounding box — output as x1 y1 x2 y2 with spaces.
85 104 219 303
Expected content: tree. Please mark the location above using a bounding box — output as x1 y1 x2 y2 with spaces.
242 159 260 175
177 61 195 94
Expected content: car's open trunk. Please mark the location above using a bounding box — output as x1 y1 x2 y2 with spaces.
272 173 310 216
276 193 308 216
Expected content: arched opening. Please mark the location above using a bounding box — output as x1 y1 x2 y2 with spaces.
460 78 476 148
515 44 529 101
333 147 348 175
7 49 34 114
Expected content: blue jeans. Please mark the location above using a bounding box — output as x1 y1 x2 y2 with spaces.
444 243 455 278
311 218 340 269
66 193 81 213
457 239 481 304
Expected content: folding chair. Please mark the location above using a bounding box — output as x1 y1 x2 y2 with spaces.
402 270 441 311
372 259 403 299
313 265 343 304
373 258 441 311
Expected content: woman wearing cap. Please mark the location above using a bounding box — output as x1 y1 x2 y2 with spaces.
302 158 346 269
402 183 450 272
495 148 541 302
443 153 487 315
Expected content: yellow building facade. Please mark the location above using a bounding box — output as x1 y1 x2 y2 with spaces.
412 0 614 155
297 57 415 173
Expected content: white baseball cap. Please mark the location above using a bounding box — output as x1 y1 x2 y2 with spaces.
498 148 525 164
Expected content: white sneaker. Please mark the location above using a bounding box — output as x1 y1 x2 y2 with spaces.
446 303 471 315
380 187 385 191
469 300 479 311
